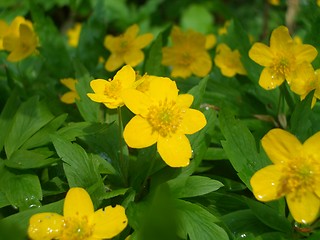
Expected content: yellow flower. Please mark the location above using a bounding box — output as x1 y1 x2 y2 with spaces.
249 25 318 90
250 129 320 224
268 0 280 6
214 43 247 77
87 65 137 109
289 62 320 108
67 23 82 47
205 33 216 50
104 24 153 72
60 78 80 104
0 20 9 50
28 187 128 240
218 20 230 35
122 76 207 167
318 0 320 7
161 26 212 79
2 16 38 62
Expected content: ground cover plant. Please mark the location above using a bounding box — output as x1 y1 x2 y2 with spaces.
1 0 320 239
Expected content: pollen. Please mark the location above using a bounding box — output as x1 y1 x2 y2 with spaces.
104 79 122 99
278 155 320 197
60 215 94 240
147 99 183 137
270 55 294 81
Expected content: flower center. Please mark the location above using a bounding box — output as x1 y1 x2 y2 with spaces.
147 99 183 137
60 215 93 240
278 155 320 197
104 79 122 99
270 55 293 81
179 52 194 66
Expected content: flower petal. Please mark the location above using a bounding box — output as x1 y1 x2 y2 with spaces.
133 33 153 49
190 52 212 77
113 65 136 88
294 44 318 64
180 109 206 134
122 89 151 115
147 77 178 103
303 131 320 159
171 65 192 79
176 94 193 108
123 115 158 148
105 53 124 72
87 93 109 103
124 24 139 41
28 213 63 240
250 164 284 201
286 192 320 224
261 128 302 164
63 187 94 218
157 134 191 167
60 92 78 104
259 67 285 90
90 79 107 95
60 78 77 91
270 26 293 52
124 49 144 67
249 42 274 67
92 205 128 239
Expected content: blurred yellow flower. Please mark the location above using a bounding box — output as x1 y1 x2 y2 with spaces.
104 24 153 72
28 187 128 240
2 16 39 62
289 62 320 108
87 65 137 109
122 76 207 167
0 20 9 50
250 129 320 224
214 43 247 77
218 20 230 35
205 33 216 50
162 26 212 79
249 25 318 90
268 0 280 6
67 23 82 47
60 78 80 104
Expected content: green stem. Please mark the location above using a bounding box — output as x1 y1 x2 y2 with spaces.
117 107 128 186
279 83 295 113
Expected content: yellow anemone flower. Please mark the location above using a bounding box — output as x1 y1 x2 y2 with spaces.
205 33 216 50
28 187 128 240
122 76 207 167
104 24 153 72
250 129 320 224
161 26 212 79
60 78 80 104
249 25 317 90
2 16 38 62
67 23 82 47
289 62 320 108
87 65 137 109
268 0 280 6
214 43 247 77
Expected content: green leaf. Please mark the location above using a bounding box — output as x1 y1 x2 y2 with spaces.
101 188 130 200
245 198 292 234
0 163 42 210
144 32 164 76
168 175 223 198
74 61 101 123
0 90 20 152
0 190 10 208
289 90 313 142
20 114 67 150
189 76 208 109
5 149 58 169
219 108 271 189
51 135 105 206
175 199 229 240
4 96 54 158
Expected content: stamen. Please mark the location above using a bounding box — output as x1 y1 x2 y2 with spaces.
60 215 93 240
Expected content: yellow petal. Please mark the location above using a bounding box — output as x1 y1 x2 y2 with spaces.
261 128 302 164
92 205 128 239
105 53 124 72
171 65 192 79
180 109 206 134
123 115 158 148
190 52 212 77
122 89 150 116
294 44 318 64
205 34 216 49
250 164 283 201
286 192 320 224
87 93 109 103
289 62 315 95
259 67 285 90
124 24 139 41
157 134 191 167
176 94 193 108
303 131 320 159
133 33 153 49
104 35 117 51
60 92 78 104
113 64 136 88
147 76 178 103
124 49 144 67
90 79 107 95
249 42 273 67
60 78 77 91
28 212 63 240
63 187 94 218
270 26 293 52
